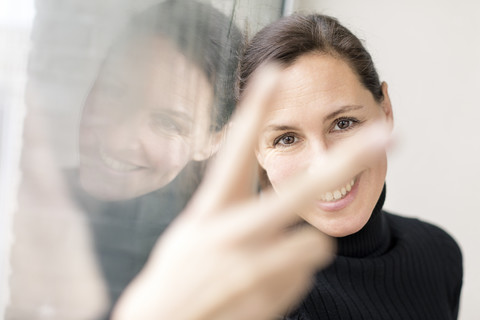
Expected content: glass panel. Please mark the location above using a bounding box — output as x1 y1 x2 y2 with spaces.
3 0 283 319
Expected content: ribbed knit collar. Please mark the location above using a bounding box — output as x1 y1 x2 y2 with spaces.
336 184 390 258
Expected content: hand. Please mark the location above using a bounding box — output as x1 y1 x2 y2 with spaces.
112 66 390 320
8 111 109 319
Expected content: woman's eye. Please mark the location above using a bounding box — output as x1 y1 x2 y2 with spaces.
152 115 183 134
274 134 297 147
333 118 357 131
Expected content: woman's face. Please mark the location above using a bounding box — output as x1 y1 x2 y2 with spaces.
79 38 216 201
257 53 393 237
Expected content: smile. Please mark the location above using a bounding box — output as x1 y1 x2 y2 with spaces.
99 147 143 172
320 178 356 202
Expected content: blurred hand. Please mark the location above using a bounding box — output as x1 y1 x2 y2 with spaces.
8 110 109 319
112 66 391 320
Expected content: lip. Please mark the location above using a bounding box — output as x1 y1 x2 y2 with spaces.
315 173 362 212
97 145 141 172
97 146 148 175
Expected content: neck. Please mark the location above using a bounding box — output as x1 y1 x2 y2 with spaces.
336 185 390 258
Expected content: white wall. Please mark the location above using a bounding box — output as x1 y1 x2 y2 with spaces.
293 1 480 318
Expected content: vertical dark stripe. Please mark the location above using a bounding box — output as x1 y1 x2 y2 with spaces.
227 0 237 38
389 250 414 319
347 259 374 318
334 259 364 319
362 259 394 319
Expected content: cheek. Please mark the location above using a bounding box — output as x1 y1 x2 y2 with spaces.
80 100 119 136
371 151 388 179
146 137 192 171
263 153 306 187
78 126 95 156
79 110 102 156
359 151 387 206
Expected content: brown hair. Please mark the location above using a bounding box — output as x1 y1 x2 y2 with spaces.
238 13 383 103
116 0 243 132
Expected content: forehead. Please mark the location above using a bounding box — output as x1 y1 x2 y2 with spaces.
101 36 214 113
274 53 368 108
261 53 377 126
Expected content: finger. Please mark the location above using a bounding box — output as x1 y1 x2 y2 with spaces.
259 226 335 271
252 227 335 315
189 65 281 216
215 122 391 238
223 228 331 320
197 227 334 320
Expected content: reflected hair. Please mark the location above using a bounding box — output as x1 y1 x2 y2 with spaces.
122 0 243 131
238 14 383 103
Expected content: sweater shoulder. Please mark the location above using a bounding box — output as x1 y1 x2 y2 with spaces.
384 211 463 272
385 211 459 245
384 211 463 317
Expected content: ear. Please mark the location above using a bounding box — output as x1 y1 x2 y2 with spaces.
255 147 266 169
380 82 394 131
254 148 272 189
192 127 227 161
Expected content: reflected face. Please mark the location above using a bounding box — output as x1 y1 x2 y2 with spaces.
257 54 393 237
79 38 215 200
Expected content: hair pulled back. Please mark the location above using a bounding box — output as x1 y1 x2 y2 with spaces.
123 0 243 131
238 14 383 103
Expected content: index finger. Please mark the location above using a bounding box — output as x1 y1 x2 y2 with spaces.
189 65 281 216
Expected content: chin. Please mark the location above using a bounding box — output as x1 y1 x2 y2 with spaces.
304 211 370 238
302 178 383 238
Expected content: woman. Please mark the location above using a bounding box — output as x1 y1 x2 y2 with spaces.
112 65 390 320
68 0 243 315
238 14 463 319
78 0 241 201
112 12 461 320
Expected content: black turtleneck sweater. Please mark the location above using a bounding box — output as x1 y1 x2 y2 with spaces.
65 163 203 318
285 186 463 320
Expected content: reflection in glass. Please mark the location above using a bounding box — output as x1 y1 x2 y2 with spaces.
6 0 282 319
71 1 243 315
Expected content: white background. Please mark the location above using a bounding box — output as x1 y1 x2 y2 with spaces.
293 0 480 319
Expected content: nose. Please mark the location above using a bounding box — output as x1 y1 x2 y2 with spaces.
312 136 329 154
102 116 144 154
307 137 329 168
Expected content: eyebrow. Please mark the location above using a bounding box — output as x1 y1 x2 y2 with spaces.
264 124 300 132
325 105 364 121
153 109 194 123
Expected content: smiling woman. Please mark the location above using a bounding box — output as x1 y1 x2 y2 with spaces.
255 53 392 237
239 13 463 319
79 36 217 200
78 3 239 201
67 0 244 316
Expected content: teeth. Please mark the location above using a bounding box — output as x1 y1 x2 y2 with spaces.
99 147 141 172
320 178 356 203
333 190 342 200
